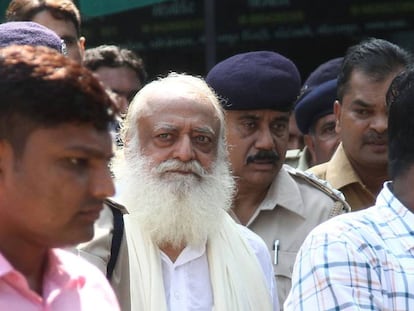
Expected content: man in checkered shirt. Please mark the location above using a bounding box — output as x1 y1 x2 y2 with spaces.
285 67 414 310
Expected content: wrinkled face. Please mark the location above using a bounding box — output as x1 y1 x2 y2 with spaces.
32 10 85 63
335 69 398 169
225 109 289 188
305 113 340 165
0 124 114 248
94 66 142 114
135 94 221 175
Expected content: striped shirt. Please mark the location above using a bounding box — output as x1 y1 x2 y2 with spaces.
284 181 414 311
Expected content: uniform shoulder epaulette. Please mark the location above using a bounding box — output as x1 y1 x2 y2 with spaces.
284 148 303 168
284 164 351 215
104 198 129 215
285 148 302 159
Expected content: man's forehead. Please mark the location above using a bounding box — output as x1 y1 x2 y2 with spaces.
26 123 113 154
144 94 217 116
95 67 140 93
228 109 290 120
32 10 78 39
316 114 336 126
153 121 215 134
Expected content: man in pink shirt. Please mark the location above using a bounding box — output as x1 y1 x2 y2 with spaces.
0 44 120 309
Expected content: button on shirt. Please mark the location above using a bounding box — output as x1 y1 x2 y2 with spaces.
0 248 119 311
285 182 414 310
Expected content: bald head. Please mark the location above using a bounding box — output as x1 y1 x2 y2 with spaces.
121 73 227 168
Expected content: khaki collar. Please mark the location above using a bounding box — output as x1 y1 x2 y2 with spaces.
325 143 364 190
243 165 306 226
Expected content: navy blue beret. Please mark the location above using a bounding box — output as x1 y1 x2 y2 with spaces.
303 57 343 92
0 21 65 53
295 79 337 134
206 51 301 111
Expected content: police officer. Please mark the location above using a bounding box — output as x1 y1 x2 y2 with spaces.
308 39 411 211
206 51 350 307
294 57 343 170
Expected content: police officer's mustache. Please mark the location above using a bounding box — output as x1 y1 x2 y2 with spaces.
246 150 280 165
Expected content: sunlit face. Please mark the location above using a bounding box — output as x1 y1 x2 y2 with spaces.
225 109 290 188
335 69 399 169
94 66 142 114
0 124 114 248
135 94 221 175
305 113 340 165
32 10 85 63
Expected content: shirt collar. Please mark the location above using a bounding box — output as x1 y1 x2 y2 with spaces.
0 249 68 277
0 249 86 291
161 243 206 267
0 252 14 278
325 143 365 190
257 165 306 217
44 249 86 290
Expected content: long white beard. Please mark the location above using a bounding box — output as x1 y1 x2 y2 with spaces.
111 151 235 249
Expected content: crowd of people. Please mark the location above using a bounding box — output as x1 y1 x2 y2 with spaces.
1 0 414 311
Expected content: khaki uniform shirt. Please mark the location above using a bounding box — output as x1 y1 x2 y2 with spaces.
284 147 311 171
307 143 375 211
74 204 131 311
296 147 311 171
230 165 350 308
284 148 302 169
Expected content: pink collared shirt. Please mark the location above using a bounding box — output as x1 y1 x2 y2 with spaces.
0 248 119 310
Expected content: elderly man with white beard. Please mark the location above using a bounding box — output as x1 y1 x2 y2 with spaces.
74 72 279 311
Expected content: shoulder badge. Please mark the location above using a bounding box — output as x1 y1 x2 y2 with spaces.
284 148 303 168
284 164 351 215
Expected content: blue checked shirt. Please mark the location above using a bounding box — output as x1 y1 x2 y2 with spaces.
284 182 414 311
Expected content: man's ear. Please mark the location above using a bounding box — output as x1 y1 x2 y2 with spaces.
78 36 86 57
334 100 342 134
304 134 317 166
0 141 13 181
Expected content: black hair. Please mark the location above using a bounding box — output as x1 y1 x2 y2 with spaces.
0 45 118 156
84 45 148 85
337 38 412 101
386 67 414 179
6 0 82 37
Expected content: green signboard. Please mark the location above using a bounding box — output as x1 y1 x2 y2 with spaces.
0 0 9 22
0 0 171 21
80 0 169 17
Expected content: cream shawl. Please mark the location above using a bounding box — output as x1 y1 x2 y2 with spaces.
124 211 273 311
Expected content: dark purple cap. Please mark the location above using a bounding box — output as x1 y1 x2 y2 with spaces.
294 57 343 134
0 21 65 54
206 51 301 111
295 79 337 134
303 57 343 92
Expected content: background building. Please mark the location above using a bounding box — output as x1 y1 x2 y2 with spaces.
4 0 413 81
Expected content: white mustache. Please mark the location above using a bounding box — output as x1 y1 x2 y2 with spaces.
154 159 207 177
